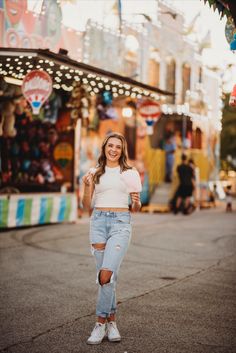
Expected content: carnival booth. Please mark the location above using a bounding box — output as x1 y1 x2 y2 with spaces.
0 51 83 228
0 48 174 228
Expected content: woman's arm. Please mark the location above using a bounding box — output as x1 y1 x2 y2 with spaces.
82 172 95 210
130 192 141 212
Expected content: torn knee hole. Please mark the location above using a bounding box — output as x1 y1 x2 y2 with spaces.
91 243 106 253
99 269 113 286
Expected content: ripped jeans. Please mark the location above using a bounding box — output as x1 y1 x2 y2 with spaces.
89 209 132 318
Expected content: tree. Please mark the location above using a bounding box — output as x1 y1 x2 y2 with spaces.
221 93 236 170
201 0 236 26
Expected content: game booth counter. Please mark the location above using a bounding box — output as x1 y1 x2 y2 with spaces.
0 48 174 228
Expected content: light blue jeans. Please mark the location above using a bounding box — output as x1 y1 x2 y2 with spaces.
89 209 132 318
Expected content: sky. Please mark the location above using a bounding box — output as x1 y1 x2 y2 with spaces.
173 0 236 91
173 1 235 64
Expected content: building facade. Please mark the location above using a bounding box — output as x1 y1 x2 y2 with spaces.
0 0 223 208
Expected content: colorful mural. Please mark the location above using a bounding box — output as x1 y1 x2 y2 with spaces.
0 0 83 61
0 193 77 228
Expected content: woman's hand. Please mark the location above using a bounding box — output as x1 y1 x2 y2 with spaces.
82 172 93 187
130 192 141 212
82 172 94 210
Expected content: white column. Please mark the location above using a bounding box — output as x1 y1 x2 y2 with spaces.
159 50 166 91
175 59 183 104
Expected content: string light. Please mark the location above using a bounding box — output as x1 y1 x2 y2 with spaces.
0 50 167 100
53 84 60 89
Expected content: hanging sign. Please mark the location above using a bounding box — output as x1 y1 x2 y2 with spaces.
225 17 236 44
139 100 161 119
53 142 73 168
139 100 161 135
229 84 236 107
22 70 52 114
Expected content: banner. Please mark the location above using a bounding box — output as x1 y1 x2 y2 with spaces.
0 0 83 61
0 193 77 228
22 70 53 114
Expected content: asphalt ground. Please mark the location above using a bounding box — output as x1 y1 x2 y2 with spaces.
0 204 236 353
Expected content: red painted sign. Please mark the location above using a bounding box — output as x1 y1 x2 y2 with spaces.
5 0 27 26
138 100 162 135
229 84 236 107
139 100 161 119
0 1 83 61
22 70 52 115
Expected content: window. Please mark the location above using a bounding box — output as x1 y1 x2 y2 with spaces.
148 50 160 87
123 35 139 78
192 127 202 149
182 62 191 103
199 67 202 83
166 58 176 104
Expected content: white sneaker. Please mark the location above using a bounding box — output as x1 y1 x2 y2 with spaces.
107 321 121 342
87 323 107 345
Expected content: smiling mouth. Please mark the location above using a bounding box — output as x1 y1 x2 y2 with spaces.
10 9 18 16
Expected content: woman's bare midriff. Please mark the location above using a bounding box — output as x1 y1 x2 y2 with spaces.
96 207 129 212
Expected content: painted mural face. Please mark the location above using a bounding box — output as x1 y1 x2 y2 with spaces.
5 0 26 26
42 0 61 38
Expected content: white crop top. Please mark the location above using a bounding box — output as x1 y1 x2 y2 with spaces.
92 166 129 208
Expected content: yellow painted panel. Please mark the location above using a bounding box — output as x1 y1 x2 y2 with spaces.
144 136 210 193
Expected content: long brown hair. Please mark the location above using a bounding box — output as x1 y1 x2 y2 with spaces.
93 132 132 184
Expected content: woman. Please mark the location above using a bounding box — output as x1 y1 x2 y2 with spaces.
164 132 176 183
82 132 141 345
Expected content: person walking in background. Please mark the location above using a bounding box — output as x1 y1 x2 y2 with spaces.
82 132 142 345
188 158 200 209
187 158 197 212
209 183 217 208
188 158 196 189
225 185 233 212
175 153 194 214
164 131 176 182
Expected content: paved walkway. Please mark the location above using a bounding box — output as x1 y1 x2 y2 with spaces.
0 204 236 353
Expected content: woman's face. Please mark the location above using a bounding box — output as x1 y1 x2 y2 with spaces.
104 137 122 165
